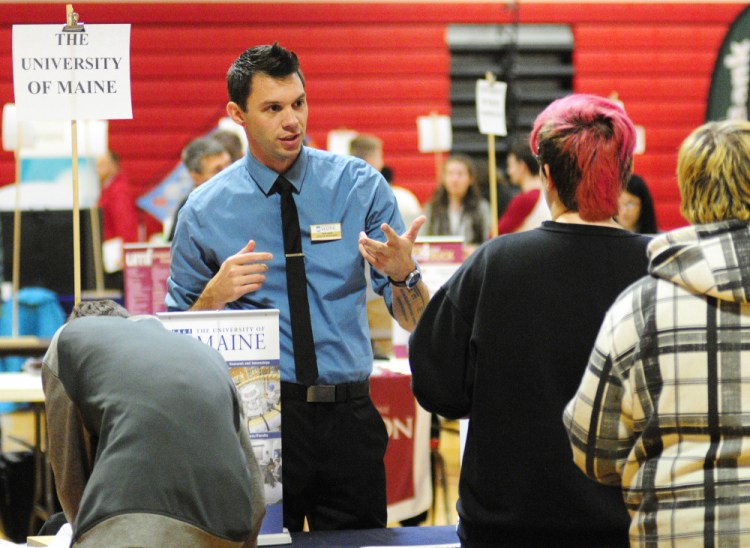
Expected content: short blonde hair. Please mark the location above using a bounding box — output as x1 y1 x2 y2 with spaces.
678 120 750 224
349 134 382 161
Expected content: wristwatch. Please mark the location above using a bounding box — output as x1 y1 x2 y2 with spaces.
389 266 421 289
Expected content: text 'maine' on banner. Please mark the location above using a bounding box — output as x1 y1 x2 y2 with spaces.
12 24 132 122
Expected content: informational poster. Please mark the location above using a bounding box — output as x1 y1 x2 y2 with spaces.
123 244 171 315
12 24 132 121
158 310 289 544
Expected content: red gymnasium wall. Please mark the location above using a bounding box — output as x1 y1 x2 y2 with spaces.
0 3 745 231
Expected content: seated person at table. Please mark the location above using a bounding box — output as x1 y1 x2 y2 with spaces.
41 300 265 547
409 94 651 547
422 153 492 257
564 120 750 546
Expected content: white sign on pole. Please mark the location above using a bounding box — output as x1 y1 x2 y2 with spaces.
12 24 132 121
475 79 508 136
1 104 36 151
634 125 646 154
326 128 359 155
417 114 452 153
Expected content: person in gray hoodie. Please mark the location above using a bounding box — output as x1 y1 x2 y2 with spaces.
42 300 265 547
565 120 750 547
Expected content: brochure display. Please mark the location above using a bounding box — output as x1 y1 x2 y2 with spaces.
158 309 290 545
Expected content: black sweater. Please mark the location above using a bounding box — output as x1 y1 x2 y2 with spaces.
409 222 651 546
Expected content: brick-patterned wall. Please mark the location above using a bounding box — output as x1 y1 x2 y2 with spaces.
0 3 745 230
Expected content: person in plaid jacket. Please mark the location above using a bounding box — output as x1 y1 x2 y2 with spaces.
565 119 750 547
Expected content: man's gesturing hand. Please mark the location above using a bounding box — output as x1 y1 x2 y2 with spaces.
191 240 273 311
358 215 426 280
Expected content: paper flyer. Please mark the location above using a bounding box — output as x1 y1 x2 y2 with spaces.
123 244 171 315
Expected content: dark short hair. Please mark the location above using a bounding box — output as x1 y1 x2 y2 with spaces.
227 42 305 111
625 174 658 233
508 140 539 174
68 299 129 322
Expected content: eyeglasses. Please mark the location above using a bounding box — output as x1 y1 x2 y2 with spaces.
618 200 641 210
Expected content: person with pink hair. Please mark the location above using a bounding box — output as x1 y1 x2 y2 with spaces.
409 94 651 547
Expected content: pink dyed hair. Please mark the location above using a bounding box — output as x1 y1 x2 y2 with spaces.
529 94 636 221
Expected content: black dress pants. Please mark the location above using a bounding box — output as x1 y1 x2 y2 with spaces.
280 389 388 532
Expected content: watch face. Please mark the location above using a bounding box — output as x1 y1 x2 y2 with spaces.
405 270 421 288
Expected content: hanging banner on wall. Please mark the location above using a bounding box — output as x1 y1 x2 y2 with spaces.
12 24 132 121
707 5 750 122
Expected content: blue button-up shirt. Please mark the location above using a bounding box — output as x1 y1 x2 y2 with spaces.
166 146 406 384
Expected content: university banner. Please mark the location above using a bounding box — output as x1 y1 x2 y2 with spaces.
158 309 289 544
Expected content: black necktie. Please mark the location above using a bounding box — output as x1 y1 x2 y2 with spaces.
275 176 319 386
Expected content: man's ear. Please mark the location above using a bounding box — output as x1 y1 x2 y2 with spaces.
226 102 246 126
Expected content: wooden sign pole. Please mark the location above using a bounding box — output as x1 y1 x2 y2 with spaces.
430 111 444 185
485 71 499 238
82 122 105 293
1 114 45 351
66 4 83 305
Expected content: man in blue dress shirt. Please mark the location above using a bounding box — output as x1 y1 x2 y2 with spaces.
167 43 429 532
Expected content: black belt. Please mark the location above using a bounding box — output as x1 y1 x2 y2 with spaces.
281 380 370 403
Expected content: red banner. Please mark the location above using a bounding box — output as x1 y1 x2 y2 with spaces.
371 370 431 522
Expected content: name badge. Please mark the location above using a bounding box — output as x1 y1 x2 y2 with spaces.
310 223 342 241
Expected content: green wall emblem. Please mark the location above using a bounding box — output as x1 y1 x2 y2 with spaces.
708 6 750 121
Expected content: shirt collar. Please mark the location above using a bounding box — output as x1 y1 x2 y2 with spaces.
245 146 309 195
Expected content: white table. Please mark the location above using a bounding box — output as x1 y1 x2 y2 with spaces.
0 337 50 359
0 372 45 402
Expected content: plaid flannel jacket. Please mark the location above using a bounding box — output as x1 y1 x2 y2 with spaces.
564 220 750 547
